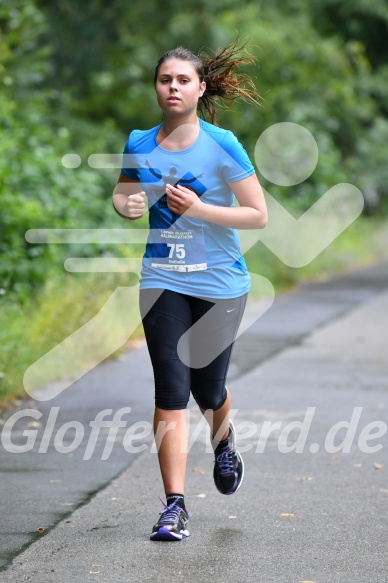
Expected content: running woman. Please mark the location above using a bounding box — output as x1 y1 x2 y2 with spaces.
113 41 268 541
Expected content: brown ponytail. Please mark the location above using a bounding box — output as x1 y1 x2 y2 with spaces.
154 39 260 125
199 40 260 124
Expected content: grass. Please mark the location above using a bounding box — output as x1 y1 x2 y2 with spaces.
245 215 388 291
1 215 387 407
0 271 142 407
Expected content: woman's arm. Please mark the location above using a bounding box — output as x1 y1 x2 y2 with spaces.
165 173 268 229
112 172 146 220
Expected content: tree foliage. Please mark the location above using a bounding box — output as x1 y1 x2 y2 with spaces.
0 1 122 297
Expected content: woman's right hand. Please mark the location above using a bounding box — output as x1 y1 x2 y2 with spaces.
112 173 147 220
125 191 146 219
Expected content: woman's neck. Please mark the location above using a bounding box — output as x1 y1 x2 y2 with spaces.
157 115 200 151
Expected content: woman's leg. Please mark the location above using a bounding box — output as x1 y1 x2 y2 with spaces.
153 407 187 495
201 387 231 442
188 294 247 437
140 289 192 497
187 294 247 495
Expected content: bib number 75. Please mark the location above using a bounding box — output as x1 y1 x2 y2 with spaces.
167 243 186 259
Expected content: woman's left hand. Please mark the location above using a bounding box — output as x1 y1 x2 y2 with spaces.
165 183 202 217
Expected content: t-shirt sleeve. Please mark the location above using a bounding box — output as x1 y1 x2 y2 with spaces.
121 132 139 180
220 131 255 183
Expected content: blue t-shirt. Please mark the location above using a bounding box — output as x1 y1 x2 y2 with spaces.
121 118 255 299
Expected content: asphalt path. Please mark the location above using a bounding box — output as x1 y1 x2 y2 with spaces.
0 261 387 581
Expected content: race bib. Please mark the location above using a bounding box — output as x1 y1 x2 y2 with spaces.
150 228 207 272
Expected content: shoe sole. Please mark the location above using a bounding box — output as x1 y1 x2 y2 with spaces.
150 527 190 541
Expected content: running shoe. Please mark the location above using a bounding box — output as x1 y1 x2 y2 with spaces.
213 421 244 495
150 498 190 541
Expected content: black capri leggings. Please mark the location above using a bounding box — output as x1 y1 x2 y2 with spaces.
139 288 247 411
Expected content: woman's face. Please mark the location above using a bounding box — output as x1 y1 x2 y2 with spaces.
155 58 206 118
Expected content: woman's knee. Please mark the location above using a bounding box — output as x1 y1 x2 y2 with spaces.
150 352 192 410
191 383 227 411
155 394 190 410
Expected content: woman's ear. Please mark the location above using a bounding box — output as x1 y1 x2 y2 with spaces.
199 81 206 97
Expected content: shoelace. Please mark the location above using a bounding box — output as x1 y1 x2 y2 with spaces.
216 448 235 474
158 498 182 523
